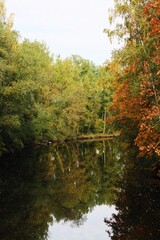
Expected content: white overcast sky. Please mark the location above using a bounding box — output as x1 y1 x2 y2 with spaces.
5 0 119 65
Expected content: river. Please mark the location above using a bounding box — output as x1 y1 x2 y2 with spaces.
0 139 160 239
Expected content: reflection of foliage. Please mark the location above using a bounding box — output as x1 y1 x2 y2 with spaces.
0 148 54 240
47 140 121 221
105 148 160 240
0 140 121 240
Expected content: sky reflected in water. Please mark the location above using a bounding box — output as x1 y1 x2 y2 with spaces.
49 205 116 240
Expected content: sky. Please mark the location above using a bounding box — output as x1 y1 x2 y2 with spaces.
5 0 119 65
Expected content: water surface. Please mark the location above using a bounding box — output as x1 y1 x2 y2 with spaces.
0 140 160 239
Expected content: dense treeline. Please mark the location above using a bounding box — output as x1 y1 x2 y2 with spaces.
0 0 159 157
0 1 111 154
104 0 160 157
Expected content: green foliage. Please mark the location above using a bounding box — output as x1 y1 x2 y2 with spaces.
0 1 114 154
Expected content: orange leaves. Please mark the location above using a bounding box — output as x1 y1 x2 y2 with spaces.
140 80 155 100
109 77 160 156
150 18 160 35
135 89 160 156
106 0 160 157
109 81 142 123
157 70 160 75
135 80 159 156
135 80 160 156
135 122 160 156
144 0 160 36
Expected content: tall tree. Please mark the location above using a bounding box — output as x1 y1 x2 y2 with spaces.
104 0 160 156
0 1 21 152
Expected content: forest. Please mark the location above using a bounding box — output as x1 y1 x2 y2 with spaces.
0 0 159 157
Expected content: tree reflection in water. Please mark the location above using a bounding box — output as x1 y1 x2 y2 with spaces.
0 140 121 240
105 147 160 240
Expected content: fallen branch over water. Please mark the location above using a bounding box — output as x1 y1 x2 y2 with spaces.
76 133 119 141
36 133 120 146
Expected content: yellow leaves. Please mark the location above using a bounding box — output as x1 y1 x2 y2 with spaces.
0 0 5 20
6 13 14 30
3 80 35 96
0 115 20 128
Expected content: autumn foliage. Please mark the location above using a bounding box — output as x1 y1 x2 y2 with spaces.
106 0 160 156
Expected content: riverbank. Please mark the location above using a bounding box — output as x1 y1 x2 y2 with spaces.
36 133 120 146
75 133 119 141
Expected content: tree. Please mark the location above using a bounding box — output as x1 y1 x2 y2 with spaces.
70 55 101 134
0 1 21 152
104 0 160 156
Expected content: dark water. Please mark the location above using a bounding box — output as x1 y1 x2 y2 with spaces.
0 140 160 240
